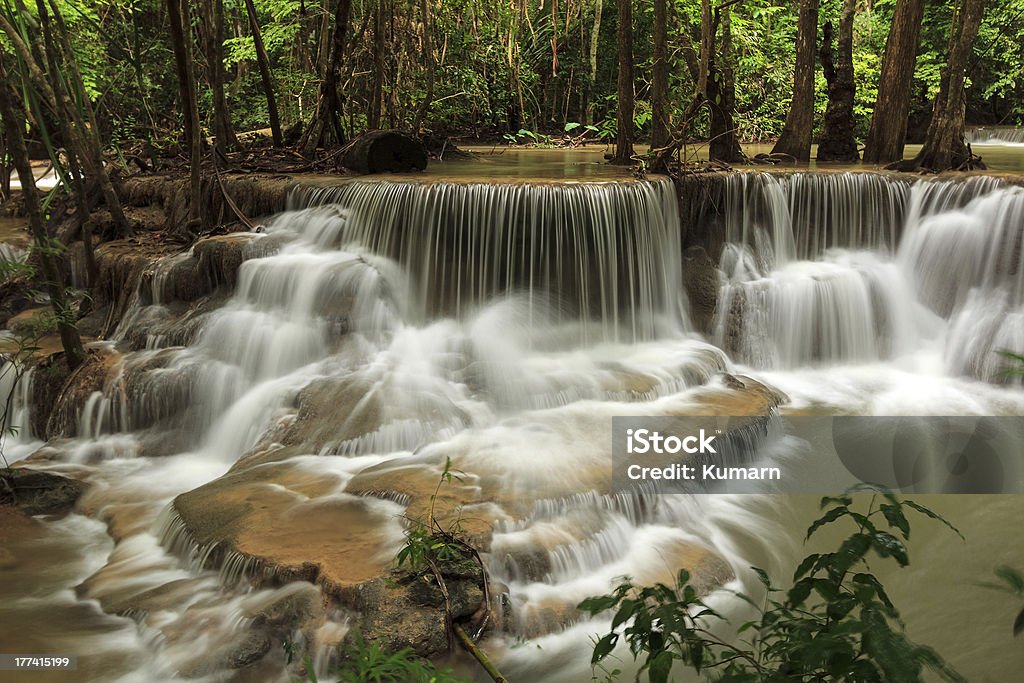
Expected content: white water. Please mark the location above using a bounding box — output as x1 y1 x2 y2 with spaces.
2 172 1024 681
966 126 1024 146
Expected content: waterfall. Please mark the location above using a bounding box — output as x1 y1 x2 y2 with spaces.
7 168 1024 682
712 172 1024 375
966 126 1024 145
290 179 687 341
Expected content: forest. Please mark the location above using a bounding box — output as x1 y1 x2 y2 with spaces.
1 0 1022 193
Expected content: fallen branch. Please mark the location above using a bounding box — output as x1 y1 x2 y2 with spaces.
453 622 508 683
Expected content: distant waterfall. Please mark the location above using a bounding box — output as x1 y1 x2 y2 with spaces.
711 172 1024 377
966 126 1024 145
290 179 687 341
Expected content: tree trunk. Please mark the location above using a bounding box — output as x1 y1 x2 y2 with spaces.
772 0 818 161
42 0 131 237
862 0 924 164
0 131 9 202
204 0 237 153
584 0 602 126
302 0 353 155
816 0 858 162
412 0 435 132
909 0 987 171
369 2 385 130
0 54 85 371
611 0 634 164
243 0 283 146
650 0 669 149
167 0 203 231
708 6 743 163
340 129 427 174
34 0 97 288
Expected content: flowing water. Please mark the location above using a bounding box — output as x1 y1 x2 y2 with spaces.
2 170 1024 681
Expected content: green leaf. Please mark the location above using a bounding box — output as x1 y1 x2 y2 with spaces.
793 553 820 581
648 650 674 683
871 531 909 567
806 505 849 540
591 633 618 664
902 500 964 540
880 503 910 539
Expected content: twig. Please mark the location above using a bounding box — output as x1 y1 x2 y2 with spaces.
452 622 508 683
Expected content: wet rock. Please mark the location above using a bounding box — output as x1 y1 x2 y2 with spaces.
1 468 86 516
45 347 123 439
682 246 722 336
28 352 72 437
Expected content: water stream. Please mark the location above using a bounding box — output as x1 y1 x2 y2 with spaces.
2 171 1023 681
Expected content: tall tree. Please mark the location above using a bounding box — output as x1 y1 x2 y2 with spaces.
412 0 436 131
166 0 202 231
816 0 859 162
909 0 988 171
862 0 925 164
0 51 85 371
584 0 602 125
243 0 283 146
302 0 354 154
772 0 819 162
611 0 634 164
708 4 743 163
650 0 669 150
202 0 236 153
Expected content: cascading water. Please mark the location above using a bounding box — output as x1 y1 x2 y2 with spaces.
966 126 1024 145
3 170 1024 682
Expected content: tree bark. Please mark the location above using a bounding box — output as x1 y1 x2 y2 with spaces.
650 0 669 149
708 5 743 163
0 54 85 371
772 0 818 162
584 0 602 125
862 0 925 164
909 0 987 171
412 0 435 132
204 0 237 153
816 0 858 162
167 0 203 231
369 2 385 130
611 0 634 164
243 0 283 146
40 1 131 237
302 0 353 155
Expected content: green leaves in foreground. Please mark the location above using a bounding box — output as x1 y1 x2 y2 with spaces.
579 490 966 683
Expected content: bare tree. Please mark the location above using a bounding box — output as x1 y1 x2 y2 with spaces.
302 0 354 155
906 0 987 171
772 0 819 162
611 0 634 164
650 0 669 150
817 0 859 162
0 52 85 370
862 0 925 164
243 0 283 146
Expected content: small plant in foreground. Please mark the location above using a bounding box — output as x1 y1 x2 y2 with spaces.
296 633 464 683
579 488 966 683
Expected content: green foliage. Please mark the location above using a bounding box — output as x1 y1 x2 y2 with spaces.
396 456 471 573
980 566 1024 637
579 490 966 683
296 633 464 683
